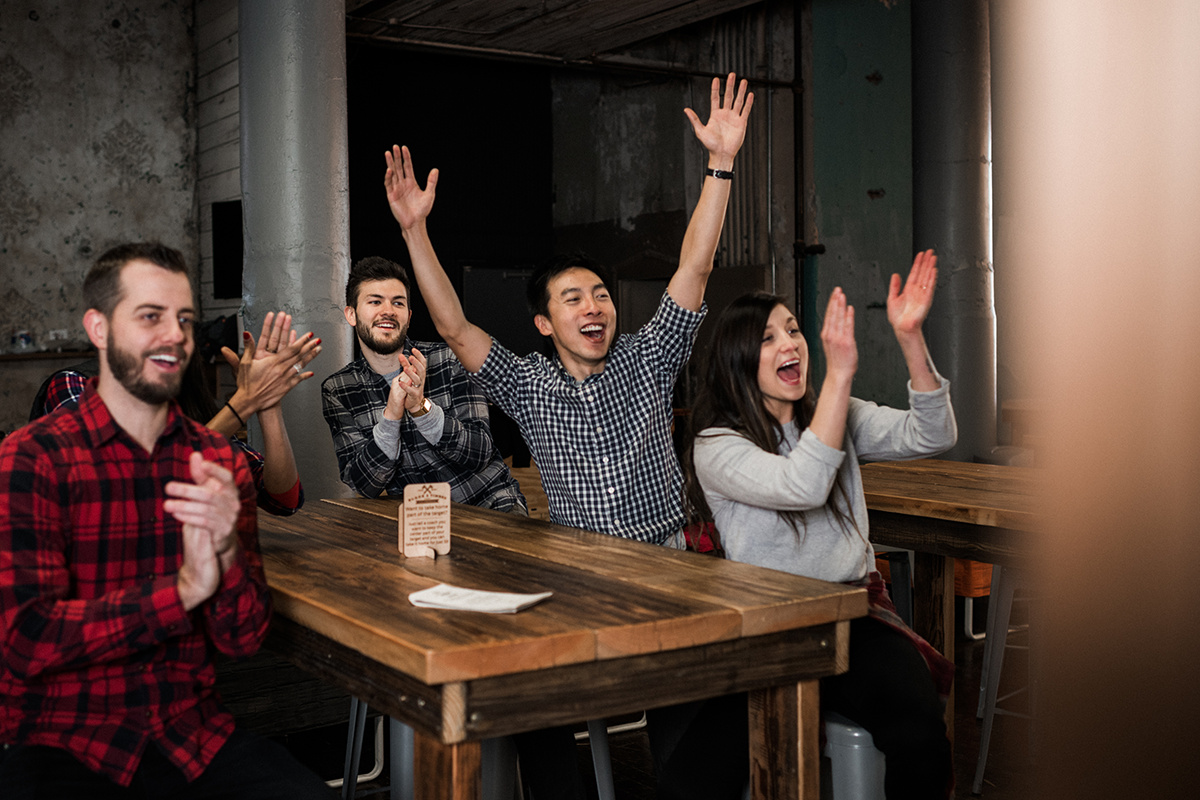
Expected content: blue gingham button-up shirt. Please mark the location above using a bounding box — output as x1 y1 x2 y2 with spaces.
473 292 705 544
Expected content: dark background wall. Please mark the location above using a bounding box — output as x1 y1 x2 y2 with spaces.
346 44 553 350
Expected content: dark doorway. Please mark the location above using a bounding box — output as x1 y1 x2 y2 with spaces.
347 43 554 348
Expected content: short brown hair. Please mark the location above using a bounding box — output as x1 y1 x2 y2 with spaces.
83 242 189 316
346 256 411 309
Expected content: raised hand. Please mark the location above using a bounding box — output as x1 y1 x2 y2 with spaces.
684 73 755 164
820 287 858 381
887 249 938 337
385 145 439 232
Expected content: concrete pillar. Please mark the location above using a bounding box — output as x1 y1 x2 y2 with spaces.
239 0 353 498
912 0 996 461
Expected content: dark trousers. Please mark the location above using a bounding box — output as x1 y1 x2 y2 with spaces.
513 725 588 800
646 616 951 800
0 729 333 800
821 616 953 800
647 693 750 800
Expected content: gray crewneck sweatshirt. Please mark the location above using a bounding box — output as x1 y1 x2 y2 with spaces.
693 379 956 583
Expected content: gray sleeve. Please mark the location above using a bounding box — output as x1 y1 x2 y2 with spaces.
693 427 847 512
847 377 958 462
411 402 445 444
372 417 403 459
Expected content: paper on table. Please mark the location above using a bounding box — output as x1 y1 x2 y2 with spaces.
408 583 553 614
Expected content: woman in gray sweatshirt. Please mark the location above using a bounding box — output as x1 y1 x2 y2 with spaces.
683 250 957 799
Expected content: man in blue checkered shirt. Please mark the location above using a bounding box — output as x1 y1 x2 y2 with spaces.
321 256 526 513
381 74 753 549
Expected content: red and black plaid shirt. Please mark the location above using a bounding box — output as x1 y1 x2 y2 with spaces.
39 369 303 516
0 381 271 786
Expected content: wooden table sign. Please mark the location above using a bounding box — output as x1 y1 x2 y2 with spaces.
398 482 451 558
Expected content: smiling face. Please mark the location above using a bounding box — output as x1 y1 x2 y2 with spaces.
98 259 196 406
757 303 808 425
533 267 616 379
346 278 412 356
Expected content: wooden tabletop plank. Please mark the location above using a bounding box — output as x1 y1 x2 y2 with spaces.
323 498 868 639
260 501 865 684
261 503 823 683
860 459 1037 531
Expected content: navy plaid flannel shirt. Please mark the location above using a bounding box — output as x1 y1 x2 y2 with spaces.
473 291 705 544
321 339 526 513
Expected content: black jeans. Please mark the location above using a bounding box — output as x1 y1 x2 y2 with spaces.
821 616 953 800
0 729 333 800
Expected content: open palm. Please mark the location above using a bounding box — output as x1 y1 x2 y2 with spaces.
684 73 754 160
887 249 938 336
384 145 438 231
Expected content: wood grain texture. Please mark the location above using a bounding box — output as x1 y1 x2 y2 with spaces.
262 501 864 798
461 624 844 740
323 498 868 639
748 680 820 800
860 458 1037 531
414 729 481 800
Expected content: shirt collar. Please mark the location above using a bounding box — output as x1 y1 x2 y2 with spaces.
77 377 190 449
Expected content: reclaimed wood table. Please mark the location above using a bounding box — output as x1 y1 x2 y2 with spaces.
257 499 867 800
861 458 1037 732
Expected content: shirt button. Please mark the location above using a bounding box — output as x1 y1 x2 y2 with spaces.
595 426 602 434
614 519 621 526
602 457 609 464
607 487 615 494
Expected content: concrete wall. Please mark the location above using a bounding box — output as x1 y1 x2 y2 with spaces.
0 0 197 434
810 0 914 408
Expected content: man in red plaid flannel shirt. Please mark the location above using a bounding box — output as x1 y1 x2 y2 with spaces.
0 243 330 799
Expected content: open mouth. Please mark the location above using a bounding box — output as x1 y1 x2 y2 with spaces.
148 352 182 372
580 323 605 344
374 319 398 331
777 358 802 385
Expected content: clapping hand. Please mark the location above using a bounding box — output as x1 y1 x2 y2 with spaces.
887 249 938 338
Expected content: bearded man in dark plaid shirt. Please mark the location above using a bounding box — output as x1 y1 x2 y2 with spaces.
383 75 755 800
321 256 525 513
0 243 330 799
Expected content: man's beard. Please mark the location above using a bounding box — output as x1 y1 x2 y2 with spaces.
107 330 187 405
356 317 408 356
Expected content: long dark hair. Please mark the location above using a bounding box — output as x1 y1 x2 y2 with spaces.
682 292 861 543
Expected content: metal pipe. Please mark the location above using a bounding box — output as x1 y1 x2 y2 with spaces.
911 0 996 462
240 0 354 498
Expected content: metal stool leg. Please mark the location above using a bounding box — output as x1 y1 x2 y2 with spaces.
586 719 616 800
482 736 519 800
973 567 1016 794
389 718 415 800
977 566 1005 718
341 697 370 799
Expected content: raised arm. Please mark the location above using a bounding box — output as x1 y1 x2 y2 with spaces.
385 145 494 372
886 249 941 392
668 73 755 312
